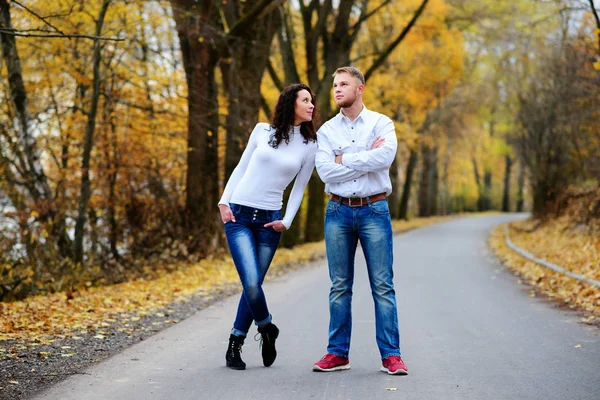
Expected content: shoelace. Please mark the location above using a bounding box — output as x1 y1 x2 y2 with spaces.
230 340 243 355
254 332 265 349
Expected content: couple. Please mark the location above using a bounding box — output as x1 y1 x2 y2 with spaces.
217 66 408 376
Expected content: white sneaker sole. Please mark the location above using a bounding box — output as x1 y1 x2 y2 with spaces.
312 363 351 372
380 366 408 375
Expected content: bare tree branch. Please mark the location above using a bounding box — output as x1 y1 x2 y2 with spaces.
349 0 392 36
364 0 429 82
588 0 600 53
227 0 283 37
0 28 124 41
266 58 284 91
12 0 65 35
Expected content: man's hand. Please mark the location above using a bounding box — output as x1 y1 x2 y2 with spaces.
334 137 385 165
218 204 235 223
264 220 287 232
371 136 385 149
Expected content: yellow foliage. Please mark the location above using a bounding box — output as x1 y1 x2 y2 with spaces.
489 219 600 319
359 0 465 128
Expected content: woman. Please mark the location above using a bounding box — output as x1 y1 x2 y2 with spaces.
218 83 318 370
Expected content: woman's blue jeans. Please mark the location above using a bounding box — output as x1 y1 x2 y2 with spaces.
224 203 282 338
324 197 401 359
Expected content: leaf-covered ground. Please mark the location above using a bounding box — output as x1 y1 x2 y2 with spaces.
489 216 600 324
0 215 453 399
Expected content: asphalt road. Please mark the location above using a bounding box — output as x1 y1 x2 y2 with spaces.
35 214 600 400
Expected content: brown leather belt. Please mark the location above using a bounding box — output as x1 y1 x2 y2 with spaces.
330 192 387 207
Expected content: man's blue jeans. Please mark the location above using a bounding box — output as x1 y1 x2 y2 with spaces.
324 197 401 359
224 203 282 337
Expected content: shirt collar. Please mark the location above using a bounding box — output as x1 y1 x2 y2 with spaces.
339 104 368 125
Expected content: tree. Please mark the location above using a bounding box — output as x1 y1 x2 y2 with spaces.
170 0 281 254
73 0 112 265
267 0 430 241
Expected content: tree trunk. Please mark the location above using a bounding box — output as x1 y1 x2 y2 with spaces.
0 0 51 203
73 0 111 265
280 185 302 248
516 158 525 212
502 155 512 212
171 0 221 254
419 143 437 217
399 149 418 220
224 12 280 182
388 153 399 219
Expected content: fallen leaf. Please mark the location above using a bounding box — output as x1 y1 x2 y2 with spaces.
61 353 77 357
386 388 398 391
574 344 581 348
8 381 18 385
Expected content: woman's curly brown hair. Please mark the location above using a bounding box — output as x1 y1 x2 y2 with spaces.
268 83 318 148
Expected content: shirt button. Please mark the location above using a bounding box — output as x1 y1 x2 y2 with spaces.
354 180 356 182
352 140 355 142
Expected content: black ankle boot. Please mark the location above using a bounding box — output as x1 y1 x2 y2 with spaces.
226 334 246 370
257 323 279 367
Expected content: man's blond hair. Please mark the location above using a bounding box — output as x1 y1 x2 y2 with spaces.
333 66 365 85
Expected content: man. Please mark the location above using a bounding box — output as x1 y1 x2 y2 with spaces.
312 66 407 375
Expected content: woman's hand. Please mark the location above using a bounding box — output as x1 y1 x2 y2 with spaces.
264 220 287 232
219 204 235 223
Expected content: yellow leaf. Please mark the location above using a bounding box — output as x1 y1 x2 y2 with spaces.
61 353 76 357
593 61 600 71
386 388 398 391
574 344 581 348
8 381 19 385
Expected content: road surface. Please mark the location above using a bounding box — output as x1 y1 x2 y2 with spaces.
35 214 600 400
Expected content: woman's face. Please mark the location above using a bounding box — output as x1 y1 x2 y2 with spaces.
294 89 314 125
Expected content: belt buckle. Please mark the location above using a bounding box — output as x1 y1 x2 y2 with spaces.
348 197 363 207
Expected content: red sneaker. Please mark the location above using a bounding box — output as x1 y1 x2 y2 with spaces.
381 356 408 375
312 354 351 372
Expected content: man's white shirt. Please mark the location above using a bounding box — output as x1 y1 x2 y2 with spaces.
315 106 397 198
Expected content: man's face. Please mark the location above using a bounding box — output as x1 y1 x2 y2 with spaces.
333 72 363 108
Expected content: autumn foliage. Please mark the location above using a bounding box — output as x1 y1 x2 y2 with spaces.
490 184 600 319
0 1 599 301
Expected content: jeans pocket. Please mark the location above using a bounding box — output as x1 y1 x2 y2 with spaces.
368 200 389 215
229 203 242 216
325 200 339 215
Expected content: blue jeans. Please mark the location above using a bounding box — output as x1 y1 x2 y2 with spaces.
324 197 401 359
224 203 282 338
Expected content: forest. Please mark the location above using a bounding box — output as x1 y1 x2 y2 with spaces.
0 0 598 301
